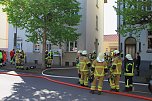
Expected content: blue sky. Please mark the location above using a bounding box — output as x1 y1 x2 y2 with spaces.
104 0 117 35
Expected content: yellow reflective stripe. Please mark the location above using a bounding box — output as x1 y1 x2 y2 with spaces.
117 62 122 65
95 66 104 68
79 62 86 71
95 66 105 76
87 62 90 64
124 73 134 76
132 63 134 74
112 63 117 65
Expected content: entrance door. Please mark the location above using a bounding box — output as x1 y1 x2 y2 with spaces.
125 37 136 59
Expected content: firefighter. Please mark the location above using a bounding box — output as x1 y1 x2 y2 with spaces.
90 53 108 95
20 50 25 65
45 50 48 67
0 50 3 67
45 50 53 68
10 49 15 64
79 50 91 87
108 50 115 90
90 50 97 63
109 50 122 92
76 50 82 84
124 54 134 92
14 50 22 69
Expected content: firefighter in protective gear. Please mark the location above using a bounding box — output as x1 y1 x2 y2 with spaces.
45 50 53 68
90 53 107 95
90 50 97 63
20 50 25 65
124 54 134 92
76 50 83 84
109 50 122 92
15 50 23 69
79 50 91 87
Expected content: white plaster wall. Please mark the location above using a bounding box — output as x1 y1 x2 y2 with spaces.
0 6 8 49
86 0 104 54
76 0 87 50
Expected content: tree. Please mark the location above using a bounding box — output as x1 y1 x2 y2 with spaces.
114 0 152 37
0 0 81 67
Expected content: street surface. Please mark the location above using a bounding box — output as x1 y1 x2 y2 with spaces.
0 68 151 101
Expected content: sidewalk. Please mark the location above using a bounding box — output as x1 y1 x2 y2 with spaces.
0 62 43 74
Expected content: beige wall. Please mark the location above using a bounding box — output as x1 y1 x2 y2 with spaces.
0 6 8 49
103 41 118 52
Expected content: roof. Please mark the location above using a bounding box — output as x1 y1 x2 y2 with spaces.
104 34 118 42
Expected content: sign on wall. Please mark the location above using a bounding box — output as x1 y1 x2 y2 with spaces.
52 49 62 57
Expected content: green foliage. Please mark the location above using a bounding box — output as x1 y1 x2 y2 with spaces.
0 0 81 44
114 0 152 36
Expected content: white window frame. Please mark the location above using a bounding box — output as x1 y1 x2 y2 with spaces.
16 41 22 50
33 44 40 52
67 41 77 52
46 42 51 51
16 37 22 50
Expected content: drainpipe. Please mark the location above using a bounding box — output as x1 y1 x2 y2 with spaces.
13 25 17 51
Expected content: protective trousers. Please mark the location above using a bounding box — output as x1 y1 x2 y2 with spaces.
80 71 89 86
125 76 133 91
0 58 2 66
91 76 104 91
109 74 120 90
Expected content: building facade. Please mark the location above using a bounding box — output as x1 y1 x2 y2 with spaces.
103 34 118 53
118 1 152 70
0 5 8 51
6 0 106 66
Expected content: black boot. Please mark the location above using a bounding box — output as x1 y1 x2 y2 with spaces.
124 87 129 92
90 90 95 94
115 89 119 92
129 87 133 92
98 91 102 95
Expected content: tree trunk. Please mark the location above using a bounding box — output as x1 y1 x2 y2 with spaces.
42 29 47 68
59 43 62 66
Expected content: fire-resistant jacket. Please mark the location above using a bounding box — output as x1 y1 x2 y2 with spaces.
92 60 107 76
79 56 90 72
124 60 134 76
111 57 122 75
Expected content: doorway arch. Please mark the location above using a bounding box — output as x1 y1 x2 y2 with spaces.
125 37 136 59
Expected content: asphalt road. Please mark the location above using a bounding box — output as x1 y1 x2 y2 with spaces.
0 70 150 101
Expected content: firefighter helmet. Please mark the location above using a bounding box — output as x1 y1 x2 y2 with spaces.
77 50 83 54
96 53 104 62
82 50 87 55
125 54 133 60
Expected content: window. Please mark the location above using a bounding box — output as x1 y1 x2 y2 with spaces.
104 0 107 3
16 37 22 50
148 31 152 52
96 15 98 31
66 41 77 52
34 44 40 52
16 42 22 50
46 43 51 51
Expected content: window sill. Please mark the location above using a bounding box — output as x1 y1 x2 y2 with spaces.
33 51 40 53
146 50 152 53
